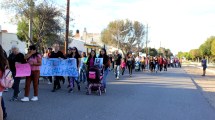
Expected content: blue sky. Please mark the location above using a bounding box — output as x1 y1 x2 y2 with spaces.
1 0 215 54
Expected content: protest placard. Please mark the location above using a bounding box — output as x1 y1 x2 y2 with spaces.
94 58 103 69
15 63 31 77
40 58 78 77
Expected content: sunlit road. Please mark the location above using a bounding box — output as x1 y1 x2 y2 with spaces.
3 68 215 120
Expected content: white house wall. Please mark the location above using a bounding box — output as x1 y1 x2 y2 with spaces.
1 33 26 56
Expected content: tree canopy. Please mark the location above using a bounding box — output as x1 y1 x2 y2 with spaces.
101 19 145 56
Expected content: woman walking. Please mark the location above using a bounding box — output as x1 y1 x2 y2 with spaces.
126 52 134 77
98 48 110 90
80 52 88 84
21 45 42 102
68 47 81 93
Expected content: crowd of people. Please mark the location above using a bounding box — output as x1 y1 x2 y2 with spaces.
0 43 183 120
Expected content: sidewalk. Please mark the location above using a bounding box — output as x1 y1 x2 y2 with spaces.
183 66 215 109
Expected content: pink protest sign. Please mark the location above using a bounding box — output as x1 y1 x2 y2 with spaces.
15 63 31 77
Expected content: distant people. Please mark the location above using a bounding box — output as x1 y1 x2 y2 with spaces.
21 45 42 102
113 50 122 80
49 43 65 92
126 52 134 77
140 57 145 71
8 46 26 101
158 56 164 71
121 58 126 75
201 57 207 76
163 58 168 71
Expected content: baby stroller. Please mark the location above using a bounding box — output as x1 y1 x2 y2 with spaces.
86 65 105 96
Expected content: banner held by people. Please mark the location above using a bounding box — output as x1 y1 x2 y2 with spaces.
40 58 78 77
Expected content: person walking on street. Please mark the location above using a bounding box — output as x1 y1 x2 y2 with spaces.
49 43 65 92
21 45 42 102
98 48 110 89
68 47 81 93
158 56 164 72
126 52 134 77
121 58 126 75
8 46 26 101
201 57 207 76
43 48 53 84
79 52 88 85
114 50 122 80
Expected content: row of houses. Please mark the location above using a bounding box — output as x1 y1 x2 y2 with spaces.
0 26 119 56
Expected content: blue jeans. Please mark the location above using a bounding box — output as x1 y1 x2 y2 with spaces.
12 73 21 98
79 68 87 83
69 76 79 89
114 65 120 78
102 69 109 88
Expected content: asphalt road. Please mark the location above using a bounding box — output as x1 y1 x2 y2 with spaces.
3 68 215 120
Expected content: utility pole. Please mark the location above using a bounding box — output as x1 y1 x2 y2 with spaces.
145 24 148 56
28 0 34 46
65 0 70 55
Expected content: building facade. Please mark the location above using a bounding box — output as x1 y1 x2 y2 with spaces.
0 26 26 56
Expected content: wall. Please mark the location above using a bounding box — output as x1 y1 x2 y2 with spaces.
1 32 26 56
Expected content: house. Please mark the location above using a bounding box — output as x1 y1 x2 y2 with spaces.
0 25 26 56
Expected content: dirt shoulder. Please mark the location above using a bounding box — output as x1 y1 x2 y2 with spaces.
183 66 215 109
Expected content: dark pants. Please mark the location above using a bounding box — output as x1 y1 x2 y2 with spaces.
128 65 133 75
12 73 21 98
121 67 125 75
48 76 52 83
53 76 61 90
159 64 163 71
1 97 6 118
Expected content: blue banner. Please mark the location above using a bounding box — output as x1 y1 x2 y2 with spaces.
40 58 78 77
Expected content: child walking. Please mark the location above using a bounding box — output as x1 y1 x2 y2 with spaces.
121 58 126 75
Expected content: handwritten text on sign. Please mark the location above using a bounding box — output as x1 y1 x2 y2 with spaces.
15 63 31 77
40 58 78 77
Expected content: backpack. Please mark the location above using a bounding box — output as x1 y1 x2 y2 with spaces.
0 69 14 88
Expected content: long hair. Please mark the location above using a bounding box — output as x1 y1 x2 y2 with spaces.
71 47 80 57
29 45 39 59
0 45 8 73
99 48 107 57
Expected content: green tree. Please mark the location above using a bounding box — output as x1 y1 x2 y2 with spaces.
211 39 215 56
199 36 215 57
1 0 64 49
101 19 145 56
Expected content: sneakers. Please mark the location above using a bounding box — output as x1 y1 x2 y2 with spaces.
21 97 29 102
51 89 56 92
116 77 119 80
78 85 81 91
68 88 73 93
10 97 18 101
31 96 38 101
47 81 52 84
